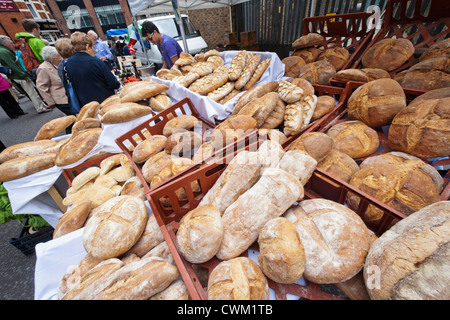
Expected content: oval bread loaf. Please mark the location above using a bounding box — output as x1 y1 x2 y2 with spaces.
0 139 57 164
0 153 56 182
34 115 76 141
55 128 102 166
53 200 92 239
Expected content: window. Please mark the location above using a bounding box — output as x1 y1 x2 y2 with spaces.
25 1 39 18
153 19 178 39
62 7 93 29
95 5 125 26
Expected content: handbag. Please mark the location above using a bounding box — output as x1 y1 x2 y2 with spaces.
63 60 81 114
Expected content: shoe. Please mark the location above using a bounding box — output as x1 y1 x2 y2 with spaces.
38 108 53 114
18 112 28 116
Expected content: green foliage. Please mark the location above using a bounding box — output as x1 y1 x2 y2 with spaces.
0 183 49 228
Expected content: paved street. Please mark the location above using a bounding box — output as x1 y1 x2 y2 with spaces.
0 96 67 300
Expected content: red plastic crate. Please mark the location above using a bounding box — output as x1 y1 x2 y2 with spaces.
146 137 408 300
301 11 377 72
349 0 450 87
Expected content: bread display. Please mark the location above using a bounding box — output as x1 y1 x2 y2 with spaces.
257 217 306 283
347 79 407 128
361 38 415 71
284 199 372 284
34 115 76 141
364 201 450 300
207 257 270 300
388 97 450 159
326 120 380 159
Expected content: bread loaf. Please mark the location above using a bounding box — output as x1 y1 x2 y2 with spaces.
210 115 257 150
335 68 391 83
198 150 262 215
149 279 190 300
0 139 57 164
364 201 450 300
260 98 285 129
164 130 202 156
149 94 172 111
277 80 303 104
76 101 100 121
216 167 304 260
190 61 214 76
162 115 199 136
95 256 179 300
256 140 285 171
34 115 76 141
196 65 230 95
258 217 306 283
233 81 279 115
292 33 324 49
362 38 415 71
119 176 145 200
317 47 350 71
132 135 167 164
82 195 148 259
53 200 91 239
348 79 407 127
297 60 336 85
71 118 101 135
243 58 271 90
142 152 172 184
124 213 165 257
72 167 100 190
282 56 306 78
312 95 336 120
317 149 360 183
100 103 152 124
400 54 450 91
288 132 334 162
228 50 247 81
284 198 372 284
55 128 102 167
208 257 269 300
276 150 317 185
237 91 279 127
207 81 235 102
0 153 56 182
326 120 379 159
388 97 450 159
176 205 223 264
292 46 322 63
235 53 261 90
419 38 450 61
119 82 168 103
175 52 196 66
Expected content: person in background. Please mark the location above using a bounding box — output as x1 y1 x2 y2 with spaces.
36 46 75 124
0 66 27 119
109 39 120 69
87 30 114 70
141 21 183 69
15 19 47 63
0 35 51 114
64 32 120 106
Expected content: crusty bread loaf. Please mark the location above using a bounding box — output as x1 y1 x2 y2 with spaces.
95 256 179 300
235 53 261 90
276 150 317 185
196 65 230 95
0 139 57 164
408 87 450 106
284 198 372 284
326 120 380 159
34 115 76 141
176 205 224 264
297 60 336 85
400 54 450 91
83 195 148 259
228 50 247 81
162 115 199 136
99 153 126 176
71 118 101 135
124 213 165 258
292 33 324 49
119 82 168 103
282 56 306 78
164 130 202 156
175 52 196 66
364 201 450 300
208 257 269 300
100 103 152 124
335 68 391 83
210 115 257 150
0 153 56 182
76 101 100 122
348 79 407 127
419 38 450 62
288 132 334 162
53 200 91 239
149 279 190 300
388 97 450 159
258 217 306 283
260 98 285 129
207 81 235 102
119 176 145 200
72 167 100 190
149 94 172 111
312 95 336 120
190 61 215 76
243 58 271 90
198 150 262 215
132 135 167 164
317 149 360 183
292 46 323 63
256 140 285 170
361 38 415 71
216 167 304 260
218 88 241 105
233 81 279 115
317 47 350 71
277 80 304 104
237 91 279 127
142 152 172 184
55 128 102 166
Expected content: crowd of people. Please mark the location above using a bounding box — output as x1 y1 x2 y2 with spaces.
0 19 184 122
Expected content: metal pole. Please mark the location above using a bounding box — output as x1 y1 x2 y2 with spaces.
171 0 189 53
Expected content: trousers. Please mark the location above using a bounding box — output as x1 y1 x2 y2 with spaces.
14 79 47 113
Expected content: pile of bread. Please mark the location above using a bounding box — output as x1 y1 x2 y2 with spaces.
156 49 271 103
167 140 450 300
334 36 450 91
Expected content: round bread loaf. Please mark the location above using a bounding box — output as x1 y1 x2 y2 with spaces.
164 130 203 156
292 33 324 49
361 38 415 71
176 205 223 264
317 148 360 183
388 97 450 159
347 79 406 128
311 95 336 120
282 56 306 78
83 195 148 259
347 163 440 226
284 198 372 284
317 47 350 71
419 38 450 62
287 132 334 162
400 54 450 91
292 47 323 63
53 200 92 239
326 120 380 159
257 217 306 284
290 77 315 96
408 87 450 106
207 257 269 300
363 201 450 300
34 115 76 141
297 60 336 85
132 135 167 164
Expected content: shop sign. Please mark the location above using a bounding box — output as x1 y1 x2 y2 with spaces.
0 0 19 12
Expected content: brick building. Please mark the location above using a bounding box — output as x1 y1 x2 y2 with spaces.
0 0 62 43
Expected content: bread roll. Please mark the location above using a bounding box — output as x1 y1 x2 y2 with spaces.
326 120 379 159
208 257 269 300
176 205 223 264
364 201 450 300
34 115 76 141
317 47 350 71
0 153 56 182
0 139 57 164
72 167 100 190
164 130 202 156
95 256 179 300
132 135 167 164
284 199 372 284
362 38 415 71
258 217 306 283
83 195 148 259
53 200 91 239
277 80 303 104
348 79 407 127
162 115 199 136
233 81 279 115
175 52 196 66
198 150 262 215
216 167 304 260
55 128 102 166
292 33 324 49
388 97 450 159
400 54 450 91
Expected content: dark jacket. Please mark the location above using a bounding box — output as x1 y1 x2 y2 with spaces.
64 52 120 106
0 44 30 80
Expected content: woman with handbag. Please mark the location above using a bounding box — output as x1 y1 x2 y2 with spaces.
0 66 27 119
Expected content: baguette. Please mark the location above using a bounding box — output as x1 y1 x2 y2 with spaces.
34 115 76 141
0 153 56 182
233 81 279 115
0 139 57 164
243 58 271 90
228 50 247 81
235 53 261 90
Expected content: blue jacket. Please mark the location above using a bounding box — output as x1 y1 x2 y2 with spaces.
64 52 120 106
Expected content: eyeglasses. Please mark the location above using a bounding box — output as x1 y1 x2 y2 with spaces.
148 32 154 41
